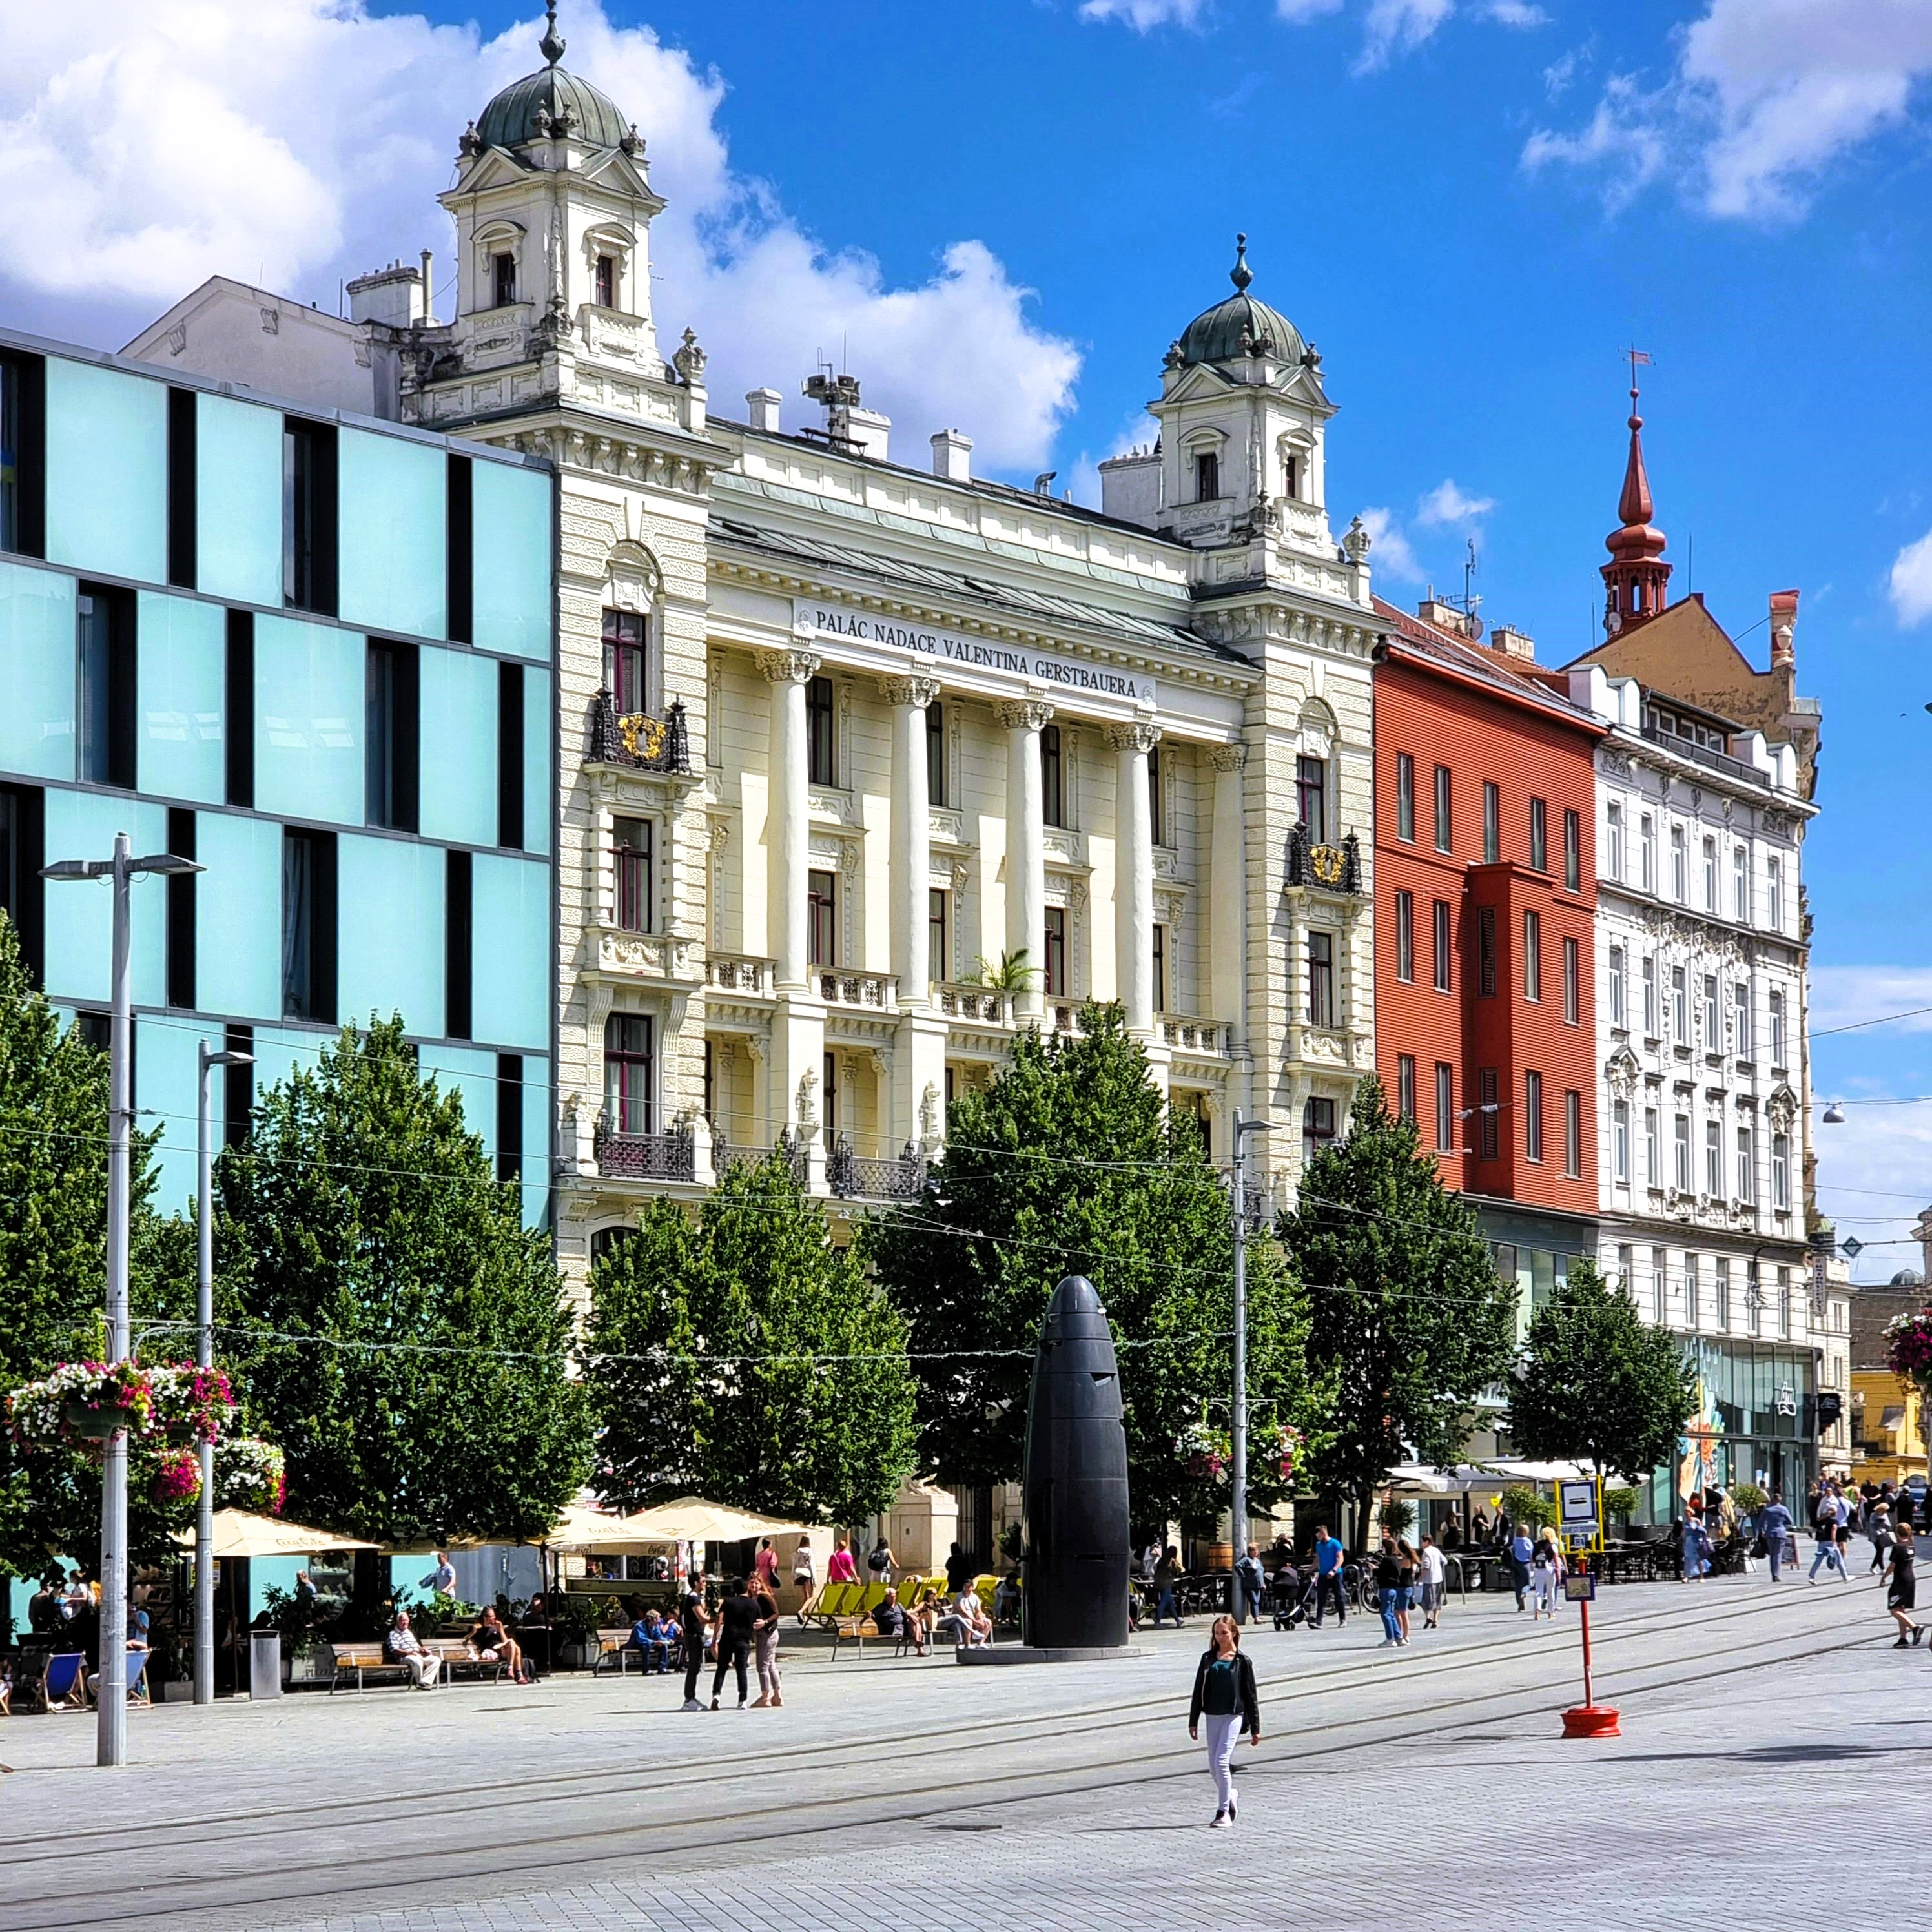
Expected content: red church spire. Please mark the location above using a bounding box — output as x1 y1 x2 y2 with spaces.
1601 351 1671 637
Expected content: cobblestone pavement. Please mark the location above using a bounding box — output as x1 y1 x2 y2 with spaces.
0 1566 1907 1932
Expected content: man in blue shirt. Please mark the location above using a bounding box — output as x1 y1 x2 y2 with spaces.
1311 1525 1346 1627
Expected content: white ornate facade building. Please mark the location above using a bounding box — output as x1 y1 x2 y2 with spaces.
132 17 1382 1304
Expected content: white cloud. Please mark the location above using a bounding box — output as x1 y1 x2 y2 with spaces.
1355 0 1454 72
1479 0 1547 25
1888 528 1932 626
1812 1098 1932 1284
1358 506 1422 581
1415 477 1497 526
1524 0 1932 223
1080 0 1213 25
1542 47 1583 98
1274 0 1345 20
1808 967 1932 1038
0 0 1079 472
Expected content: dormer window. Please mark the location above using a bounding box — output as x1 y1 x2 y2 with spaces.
595 253 616 309
1194 451 1220 502
492 252 517 308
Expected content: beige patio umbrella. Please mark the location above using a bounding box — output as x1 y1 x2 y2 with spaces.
540 1501 669 1551
172 1509 378 1558
616 1497 825 1543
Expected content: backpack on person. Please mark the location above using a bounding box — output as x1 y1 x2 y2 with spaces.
867 1547 889 1574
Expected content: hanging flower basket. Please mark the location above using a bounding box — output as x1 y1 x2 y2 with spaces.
152 1448 202 1507
215 1436 287 1515
8 1361 155 1450
1887 1310 1932 1387
145 1364 235 1446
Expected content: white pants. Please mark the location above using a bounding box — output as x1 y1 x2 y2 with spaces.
1531 1569 1559 1613
401 1653 440 1687
1204 1714 1242 1813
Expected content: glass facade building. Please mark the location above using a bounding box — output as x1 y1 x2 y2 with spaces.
0 329 556 1224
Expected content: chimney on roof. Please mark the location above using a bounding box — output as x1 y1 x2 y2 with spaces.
1769 588 1800 669
346 261 426 329
1489 624 1536 663
931 429 972 483
746 388 782 434
1415 594 1470 638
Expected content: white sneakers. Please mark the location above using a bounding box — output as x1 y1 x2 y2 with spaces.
1209 1811 1231 1829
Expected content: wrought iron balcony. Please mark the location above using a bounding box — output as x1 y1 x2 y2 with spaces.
827 1135 926 1202
594 1116 695 1181
1286 825 1362 894
589 690 691 774
715 1132 811 1187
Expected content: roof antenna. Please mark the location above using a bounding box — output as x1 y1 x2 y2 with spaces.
540 0 565 67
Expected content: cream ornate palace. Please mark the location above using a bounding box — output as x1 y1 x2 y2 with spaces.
131 12 1381 1301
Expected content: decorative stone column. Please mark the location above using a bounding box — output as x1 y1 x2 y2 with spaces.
881 673 941 1005
996 696 1054 1020
1107 719 1161 1035
761 647 819 992
1209 743 1246 1043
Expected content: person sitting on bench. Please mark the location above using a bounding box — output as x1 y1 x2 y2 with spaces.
628 1609 670 1674
469 1606 528 1683
872 1587 925 1654
387 1611 440 1689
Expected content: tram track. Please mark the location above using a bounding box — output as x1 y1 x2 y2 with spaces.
0 1583 1887 1932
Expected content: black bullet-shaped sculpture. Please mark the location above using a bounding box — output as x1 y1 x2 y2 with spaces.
1022 1273 1130 1649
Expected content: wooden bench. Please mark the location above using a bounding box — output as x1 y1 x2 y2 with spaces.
592 1629 681 1676
427 1639 504 1685
327 1643 415 1693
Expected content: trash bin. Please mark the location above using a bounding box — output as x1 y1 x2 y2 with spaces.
249 1631 283 1699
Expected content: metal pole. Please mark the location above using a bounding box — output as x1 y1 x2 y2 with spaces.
98 833 133 1767
195 1043 216 1708
1231 1108 1248 1622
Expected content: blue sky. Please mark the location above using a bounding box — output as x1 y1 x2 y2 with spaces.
2 0 1927 1270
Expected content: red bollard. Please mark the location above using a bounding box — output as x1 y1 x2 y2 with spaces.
1560 1560 1620 1738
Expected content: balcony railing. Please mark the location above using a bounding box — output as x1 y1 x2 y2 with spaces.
827 1135 926 1202
589 690 691 774
1160 1015 1234 1055
715 1135 809 1186
1639 723 1766 788
936 982 1015 1025
595 1117 695 1181
708 953 776 996
1286 825 1363 894
817 969 897 1012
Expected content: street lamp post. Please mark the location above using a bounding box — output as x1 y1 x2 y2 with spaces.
43 831 203 1766
1228 1108 1273 1623
196 1040 251 1707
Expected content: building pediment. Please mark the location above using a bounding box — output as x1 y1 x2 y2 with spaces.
452 147 540 195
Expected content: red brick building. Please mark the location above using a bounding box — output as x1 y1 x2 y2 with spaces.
1372 599 1605 1293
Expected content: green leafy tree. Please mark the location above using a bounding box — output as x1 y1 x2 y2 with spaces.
0 911 195 1574
1280 1076 1517 1549
1505 1257 1696 1481
216 1018 590 1547
585 1153 916 1525
868 1003 1324 1530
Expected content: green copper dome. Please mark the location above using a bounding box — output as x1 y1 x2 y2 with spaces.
475 5 632 152
1175 235 1306 368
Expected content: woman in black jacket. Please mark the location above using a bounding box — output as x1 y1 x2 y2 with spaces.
1187 1615 1261 1827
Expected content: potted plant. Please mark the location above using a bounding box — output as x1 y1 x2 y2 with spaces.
1379 1497 1417 1538
1501 1484 1557 1532
552 1591 608 1669
258 1583 334 1686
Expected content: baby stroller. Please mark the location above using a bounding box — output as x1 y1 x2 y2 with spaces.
1270 1565 1315 1631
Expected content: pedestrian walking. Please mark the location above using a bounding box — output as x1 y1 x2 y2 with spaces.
1417 1534 1446 1629
748 1577 783 1707
1372 1534 1405 1648
1885 1522 1923 1648
1869 1500 1895 1575
1757 1490 1796 1583
866 1537 896 1585
753 1537 779 1593
679 1583 711 1711
1235 1542 1268 1623
1809 1522 1851 1585
1152 1545 1186 1627
1395 1537 1417 1643
1310 1525 1346 1628
826 1536 859 1585
791 1536 815 1621
1530 1534 1563 1619
1187 1615 1260 1829
1507 1523 1534 1610
710 1577 758 1710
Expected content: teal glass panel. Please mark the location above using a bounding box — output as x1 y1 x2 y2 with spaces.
338 427 446 641
40 790 167 1006
337 834 446 1038
136 1016 221 1217
418 646 497 847
253 613 363 825
470 853 548 1051
0 560 76 779
136 592 225 804
419 1043 498 1167
195 392 283 608
521 667 551 856
194 810 283 1020
521 1058 551 1228
245 1026 327 1120
44 357 168 585
471 458 551 661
